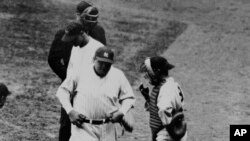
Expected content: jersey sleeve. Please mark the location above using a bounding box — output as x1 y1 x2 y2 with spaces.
118 71 136 114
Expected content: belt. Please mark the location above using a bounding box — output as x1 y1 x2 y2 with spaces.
82 118 111 125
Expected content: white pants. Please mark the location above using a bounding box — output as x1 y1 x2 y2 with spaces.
156 128 187 141
70 122 117 141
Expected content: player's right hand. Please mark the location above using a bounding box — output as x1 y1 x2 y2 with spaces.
68 110 86 128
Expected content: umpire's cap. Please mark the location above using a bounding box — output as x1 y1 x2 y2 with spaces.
0 83 11 96
80 6 99 23
167 112 187 140
61 22 83 42
76 1 92 14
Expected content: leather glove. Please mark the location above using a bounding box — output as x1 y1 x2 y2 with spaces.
139 84 149 101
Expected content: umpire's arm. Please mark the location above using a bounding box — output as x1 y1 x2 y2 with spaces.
48 29 67 81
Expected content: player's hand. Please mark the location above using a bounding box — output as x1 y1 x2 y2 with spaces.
68 110 86 128
138 84 149 101
110 110 124 123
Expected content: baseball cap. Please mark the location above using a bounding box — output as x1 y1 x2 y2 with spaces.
95 47 114 63
76 1 92 14
61 22 83 42
0 83 11 96
80 6 99 23
150 56 174 73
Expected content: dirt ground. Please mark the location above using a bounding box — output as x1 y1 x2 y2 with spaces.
1 0 250 141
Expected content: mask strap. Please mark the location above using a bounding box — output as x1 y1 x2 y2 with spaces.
145 58 154 76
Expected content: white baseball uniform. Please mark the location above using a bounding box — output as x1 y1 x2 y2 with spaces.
66 36 104 78
56 64 135 141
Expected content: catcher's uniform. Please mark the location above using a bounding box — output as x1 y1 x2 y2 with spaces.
56 64 135 141
148 77 187 141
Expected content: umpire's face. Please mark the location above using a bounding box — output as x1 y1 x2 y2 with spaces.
94 60 112 77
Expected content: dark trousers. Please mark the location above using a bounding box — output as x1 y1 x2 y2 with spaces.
59 107 71 141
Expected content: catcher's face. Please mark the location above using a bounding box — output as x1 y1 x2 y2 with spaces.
143 71 160 86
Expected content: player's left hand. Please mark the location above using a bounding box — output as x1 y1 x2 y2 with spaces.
110 110 124 123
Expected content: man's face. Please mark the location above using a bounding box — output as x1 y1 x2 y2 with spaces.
0 95 7 108
72 33 88 47
143 71 159 85
94 60 112 77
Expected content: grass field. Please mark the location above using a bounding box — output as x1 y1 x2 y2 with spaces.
1 0 250 141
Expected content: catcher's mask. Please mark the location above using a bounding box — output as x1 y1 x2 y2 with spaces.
80 6 98 30
166 112 187 140
139 57 174 85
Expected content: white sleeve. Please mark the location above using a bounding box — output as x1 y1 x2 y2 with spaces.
157 83 175 125
118 72 136 115
56 76 76 114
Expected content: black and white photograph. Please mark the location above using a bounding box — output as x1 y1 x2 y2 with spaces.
0 0 250 141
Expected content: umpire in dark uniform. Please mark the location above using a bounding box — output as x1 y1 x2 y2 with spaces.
48 1 106 141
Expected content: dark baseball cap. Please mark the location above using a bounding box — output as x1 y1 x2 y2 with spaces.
150 56 174 72
0 83 11 96
76 1 92 14
61 22 83 42
95 47 114 63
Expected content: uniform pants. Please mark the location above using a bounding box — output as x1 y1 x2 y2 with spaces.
59 107 71 141
70 122 117 141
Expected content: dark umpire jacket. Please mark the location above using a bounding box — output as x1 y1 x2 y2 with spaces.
48 24 106 81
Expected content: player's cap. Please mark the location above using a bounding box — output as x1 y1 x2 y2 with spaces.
80 6 99 23
61 22 83 42
76 1 92 14
150 56 174 72
95 47 114 63
0 83 11 96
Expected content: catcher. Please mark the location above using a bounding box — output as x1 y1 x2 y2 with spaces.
139 56 187 141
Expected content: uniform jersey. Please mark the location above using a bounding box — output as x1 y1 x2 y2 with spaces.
56 65 135 141
66 37 104 78
147 77 186 141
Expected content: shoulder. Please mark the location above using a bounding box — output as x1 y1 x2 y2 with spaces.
160 77 179 92
109 67 125 77
89 37 104 47
55 29 65 37
93 23 105 31
90 24 105 34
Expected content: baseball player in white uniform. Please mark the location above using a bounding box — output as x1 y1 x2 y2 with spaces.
56 47 135 141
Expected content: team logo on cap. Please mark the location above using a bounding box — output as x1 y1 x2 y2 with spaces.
104 52 109 58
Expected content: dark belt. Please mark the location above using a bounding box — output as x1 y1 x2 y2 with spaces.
82 118 111 125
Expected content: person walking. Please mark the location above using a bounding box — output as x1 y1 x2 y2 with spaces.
48 1 106 140
138 56 187 141
56 47 135 141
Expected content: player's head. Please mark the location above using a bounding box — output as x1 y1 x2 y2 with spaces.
80 6 99 32
139 56 174 85
76 1 92 20
0 83 11 108
61 22 88 46
93 47 114 77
